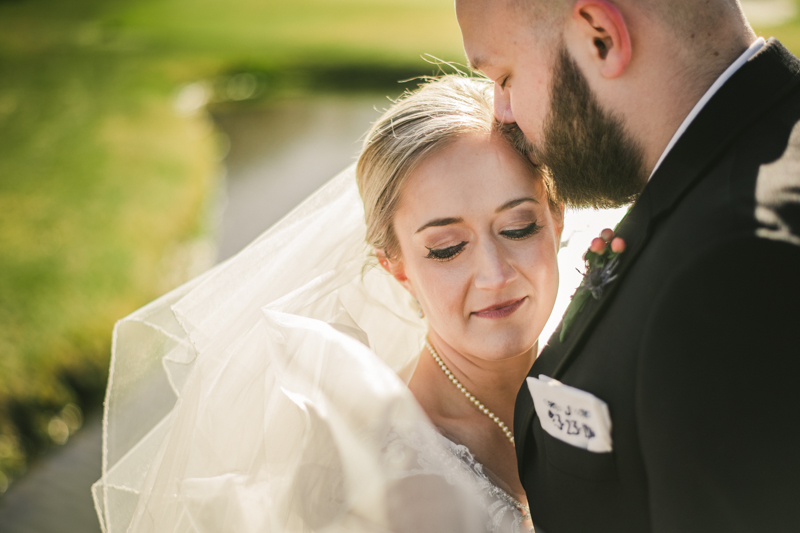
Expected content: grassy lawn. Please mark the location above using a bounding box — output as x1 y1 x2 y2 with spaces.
0 29 221 488
0 0 797 494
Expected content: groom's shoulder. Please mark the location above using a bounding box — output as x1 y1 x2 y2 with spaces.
692 40 800 249
749 119 800 247
656 38 800 247
726 74 800 247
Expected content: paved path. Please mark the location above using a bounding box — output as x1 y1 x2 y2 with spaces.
0 415 102 533
213 96 386 261
0 95 385 533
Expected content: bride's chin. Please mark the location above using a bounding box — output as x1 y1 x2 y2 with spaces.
472 316 541 346
469 332 538 362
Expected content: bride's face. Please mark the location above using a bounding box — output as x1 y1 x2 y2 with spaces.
386 133 562 361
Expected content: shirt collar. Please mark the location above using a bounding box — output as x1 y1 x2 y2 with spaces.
648 37 766 180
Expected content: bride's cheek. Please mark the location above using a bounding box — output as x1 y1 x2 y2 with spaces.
524 245 558 297
426 270 468 320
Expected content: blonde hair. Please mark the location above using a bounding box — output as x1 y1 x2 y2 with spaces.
356 75 550 258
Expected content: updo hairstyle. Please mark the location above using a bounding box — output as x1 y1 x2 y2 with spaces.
356 75 553 258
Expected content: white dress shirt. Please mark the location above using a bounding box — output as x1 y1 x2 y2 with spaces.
649 37 766 179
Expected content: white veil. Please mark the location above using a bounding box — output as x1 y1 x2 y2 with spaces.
91 163 627 533
91 165 495 533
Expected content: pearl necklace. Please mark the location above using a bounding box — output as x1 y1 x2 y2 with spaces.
425 339 515 446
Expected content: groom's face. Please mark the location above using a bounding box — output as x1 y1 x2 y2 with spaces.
457 0 557 152
458 0 647 207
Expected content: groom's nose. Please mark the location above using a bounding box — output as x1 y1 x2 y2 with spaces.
493 83 515 124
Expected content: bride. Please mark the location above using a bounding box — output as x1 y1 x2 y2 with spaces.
92 75 608 533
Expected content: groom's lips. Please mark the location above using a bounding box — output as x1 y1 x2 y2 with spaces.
472 297 526 319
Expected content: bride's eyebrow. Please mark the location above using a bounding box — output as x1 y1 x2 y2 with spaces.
496 197 538 213
415 217 463 234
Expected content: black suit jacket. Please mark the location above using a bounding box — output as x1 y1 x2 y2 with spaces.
515 39 800 533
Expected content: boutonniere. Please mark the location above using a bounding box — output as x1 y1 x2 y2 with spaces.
560 229 626 342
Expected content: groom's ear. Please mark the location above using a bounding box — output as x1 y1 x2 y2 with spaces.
570 0 632 79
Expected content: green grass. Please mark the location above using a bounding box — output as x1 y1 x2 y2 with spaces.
763 16 800 53
0 46 220 485
0 0 465 491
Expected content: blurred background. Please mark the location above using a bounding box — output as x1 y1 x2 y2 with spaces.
0 0 797 531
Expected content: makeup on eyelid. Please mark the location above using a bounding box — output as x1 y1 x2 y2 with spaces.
422 219 543 262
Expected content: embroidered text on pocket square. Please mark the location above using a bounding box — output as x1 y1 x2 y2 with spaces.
527 375 613 453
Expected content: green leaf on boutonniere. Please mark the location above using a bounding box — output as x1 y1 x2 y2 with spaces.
559 237 626 342
560 288 592 342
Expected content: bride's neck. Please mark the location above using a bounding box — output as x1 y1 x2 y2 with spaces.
411 333 536 424
408 333 535 499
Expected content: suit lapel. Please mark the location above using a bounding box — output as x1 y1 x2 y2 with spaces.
549 198 650 379
516 40 800 462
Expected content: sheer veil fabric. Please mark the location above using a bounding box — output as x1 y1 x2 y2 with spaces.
92 164 627 533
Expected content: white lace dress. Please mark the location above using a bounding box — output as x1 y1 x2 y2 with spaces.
439 436 532 533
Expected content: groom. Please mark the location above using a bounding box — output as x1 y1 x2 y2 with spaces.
456 1 800 532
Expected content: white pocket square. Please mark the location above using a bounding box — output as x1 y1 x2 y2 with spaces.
526 375 613 453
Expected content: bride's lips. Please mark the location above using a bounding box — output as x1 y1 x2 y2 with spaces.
471 297 527 319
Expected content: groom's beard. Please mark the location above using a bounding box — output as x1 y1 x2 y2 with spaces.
512 46 647 208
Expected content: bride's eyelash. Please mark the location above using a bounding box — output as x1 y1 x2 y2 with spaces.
426 242 467 261
500 221 542 240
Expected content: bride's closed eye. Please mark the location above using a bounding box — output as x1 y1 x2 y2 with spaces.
500 221 542 240
426 241 467 261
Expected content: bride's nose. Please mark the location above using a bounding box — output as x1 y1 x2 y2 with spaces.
494 83 515 124
474 240 517 290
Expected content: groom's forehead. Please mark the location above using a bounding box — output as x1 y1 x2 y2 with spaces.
457 0 512 37
462 29 547 74
458 0 554 64
458 3 512 69
457 0 550 27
